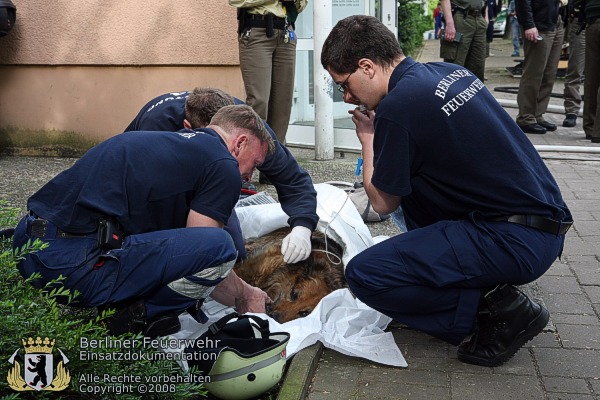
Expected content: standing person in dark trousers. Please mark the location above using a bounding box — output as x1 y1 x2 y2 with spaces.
321 15 572 367
485 0 499 57
515 0 565 134
562 0 586 128
440 0 488 80
124 87 319 265
509 0 522 56
579 0 600 142
434 2 444 38
229 0 307 184
13 105 276 338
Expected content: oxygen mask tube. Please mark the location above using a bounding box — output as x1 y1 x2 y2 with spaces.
313 105 367 265
313 154 364 266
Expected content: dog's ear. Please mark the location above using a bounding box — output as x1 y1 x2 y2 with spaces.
310 233 344 262
324 263 346 290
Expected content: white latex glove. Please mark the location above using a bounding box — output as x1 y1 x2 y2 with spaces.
210 270 272 313
281 226 312 264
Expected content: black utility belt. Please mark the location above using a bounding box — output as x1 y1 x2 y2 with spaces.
30 216 124 250
30 218 91 239
246 19 286 30
453 7 481 17
247 13 286 23
490 215 572 235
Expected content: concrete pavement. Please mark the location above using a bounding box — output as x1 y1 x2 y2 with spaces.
278 38 600 400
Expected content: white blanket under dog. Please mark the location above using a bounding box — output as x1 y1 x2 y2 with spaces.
173 184 407 368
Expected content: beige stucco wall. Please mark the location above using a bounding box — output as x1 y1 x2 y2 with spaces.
0 66 245 141
0 1 244 140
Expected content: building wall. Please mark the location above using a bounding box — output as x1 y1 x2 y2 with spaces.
0 1 244 139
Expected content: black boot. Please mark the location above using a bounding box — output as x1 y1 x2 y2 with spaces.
143 313 181 339
457 284 549 367
101 299 147 336
101 299 181 338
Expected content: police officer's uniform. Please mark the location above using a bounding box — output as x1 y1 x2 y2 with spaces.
229 0 307 145
440 0 488 80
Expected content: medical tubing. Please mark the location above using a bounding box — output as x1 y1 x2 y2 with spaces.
320 155 363 265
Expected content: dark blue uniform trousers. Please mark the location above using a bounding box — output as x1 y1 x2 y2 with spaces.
14 214 238 320
345 216 565 345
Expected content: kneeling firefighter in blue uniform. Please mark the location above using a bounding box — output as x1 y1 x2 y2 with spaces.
321 16 573 367
13 105 276 338
124 87 318 265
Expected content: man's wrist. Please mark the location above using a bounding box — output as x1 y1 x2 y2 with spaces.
291 220 316 232
292 226 311 234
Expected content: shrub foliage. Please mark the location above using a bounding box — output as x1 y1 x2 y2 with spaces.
0 202 206 399
398 0 432 57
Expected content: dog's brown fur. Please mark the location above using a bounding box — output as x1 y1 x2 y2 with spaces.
235 228 347 323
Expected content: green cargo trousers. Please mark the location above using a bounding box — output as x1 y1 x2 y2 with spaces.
516 19 564 126
238 27 297 144
440 12 487 81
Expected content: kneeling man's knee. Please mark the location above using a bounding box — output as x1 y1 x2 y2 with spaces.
345 256 372 297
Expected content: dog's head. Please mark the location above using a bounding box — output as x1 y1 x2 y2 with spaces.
264 250 346 322
236 229 346 323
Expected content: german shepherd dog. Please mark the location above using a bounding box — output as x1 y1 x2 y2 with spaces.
235 228 347 323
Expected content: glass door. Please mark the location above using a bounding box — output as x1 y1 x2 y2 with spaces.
290 0 373 125
287 0 397 148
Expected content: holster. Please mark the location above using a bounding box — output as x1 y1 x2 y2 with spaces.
237 8 282 38
97 217 124 250
237 8 248 35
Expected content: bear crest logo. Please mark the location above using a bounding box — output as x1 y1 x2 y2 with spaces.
7 336 70 391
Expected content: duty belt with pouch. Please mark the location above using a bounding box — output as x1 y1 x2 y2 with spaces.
29 213 96 240
452 3 482 17
237 8 288 37
28 214 123 250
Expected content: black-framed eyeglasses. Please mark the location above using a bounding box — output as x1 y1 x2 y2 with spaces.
337 70 356 94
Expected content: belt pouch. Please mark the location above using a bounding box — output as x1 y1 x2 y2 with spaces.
97 218 124 250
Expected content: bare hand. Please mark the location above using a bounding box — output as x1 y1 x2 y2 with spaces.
349 107 375 146
210 270 272 313
443 25 457 41
235 286 272 314
524 27 541 42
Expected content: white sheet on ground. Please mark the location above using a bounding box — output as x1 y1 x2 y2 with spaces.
236 183 375 266
172 183 407 368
